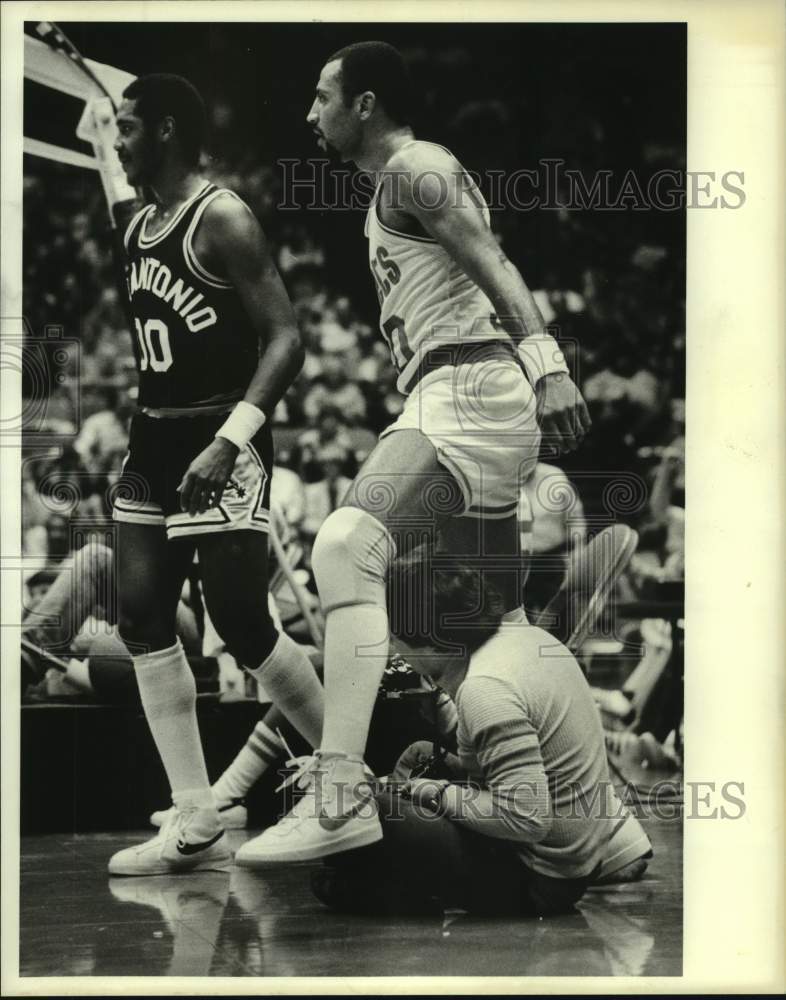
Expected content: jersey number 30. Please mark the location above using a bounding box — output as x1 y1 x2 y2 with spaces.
135 318 173 372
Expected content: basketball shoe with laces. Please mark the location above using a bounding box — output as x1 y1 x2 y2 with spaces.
150 798 248 830
234 751 382 866
108 806 231 876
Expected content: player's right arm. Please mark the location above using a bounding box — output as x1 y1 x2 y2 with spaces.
199 192 305 420
387 144 590 454
178 195 305 516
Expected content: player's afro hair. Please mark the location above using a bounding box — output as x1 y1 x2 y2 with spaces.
123 73 206 166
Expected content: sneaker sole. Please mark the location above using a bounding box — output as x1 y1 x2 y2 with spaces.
235 822 383 867
108 851 233 877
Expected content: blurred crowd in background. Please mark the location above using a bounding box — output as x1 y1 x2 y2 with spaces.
21 150 685 566
20 26 685 765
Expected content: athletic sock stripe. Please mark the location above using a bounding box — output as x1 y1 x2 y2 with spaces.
253 729 283 755
249 733 284 757
247 735 280 764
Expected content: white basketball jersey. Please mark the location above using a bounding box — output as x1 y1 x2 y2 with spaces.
365 142 501 394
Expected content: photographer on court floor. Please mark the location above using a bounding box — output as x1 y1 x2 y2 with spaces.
311 549 651 916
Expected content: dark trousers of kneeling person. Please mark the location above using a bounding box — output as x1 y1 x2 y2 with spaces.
311 787 596 917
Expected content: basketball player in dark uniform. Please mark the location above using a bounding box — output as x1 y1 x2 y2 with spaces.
107 75 324 875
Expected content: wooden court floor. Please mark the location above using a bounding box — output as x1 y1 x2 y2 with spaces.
18 816 681 979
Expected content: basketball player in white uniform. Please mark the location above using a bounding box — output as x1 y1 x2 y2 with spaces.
236 41 590 866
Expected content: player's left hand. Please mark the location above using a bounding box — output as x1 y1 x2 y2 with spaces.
178 437 239 516
535 372 591 455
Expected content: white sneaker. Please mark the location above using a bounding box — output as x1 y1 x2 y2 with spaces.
234 752 382 866
150 798 248 830
108 808 231 876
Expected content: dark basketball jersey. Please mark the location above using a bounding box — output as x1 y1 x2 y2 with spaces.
123 181 259 410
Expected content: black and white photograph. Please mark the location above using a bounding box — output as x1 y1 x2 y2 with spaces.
1 1 783 994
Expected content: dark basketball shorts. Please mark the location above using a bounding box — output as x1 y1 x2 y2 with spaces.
113 411 273 540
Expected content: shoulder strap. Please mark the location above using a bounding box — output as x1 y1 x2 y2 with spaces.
123 203 152 254
182 187 247 289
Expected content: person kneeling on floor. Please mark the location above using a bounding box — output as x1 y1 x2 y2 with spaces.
310 548 651 916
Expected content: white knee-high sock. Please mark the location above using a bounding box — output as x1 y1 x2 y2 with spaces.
310 507 396 763
212 721 283 803
133 639 213 813
319 603 390 757
245 632 324 748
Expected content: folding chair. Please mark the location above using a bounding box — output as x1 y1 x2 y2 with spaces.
532 524 639 655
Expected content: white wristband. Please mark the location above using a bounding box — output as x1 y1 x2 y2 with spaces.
517 332 570 385
215 401 266 449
